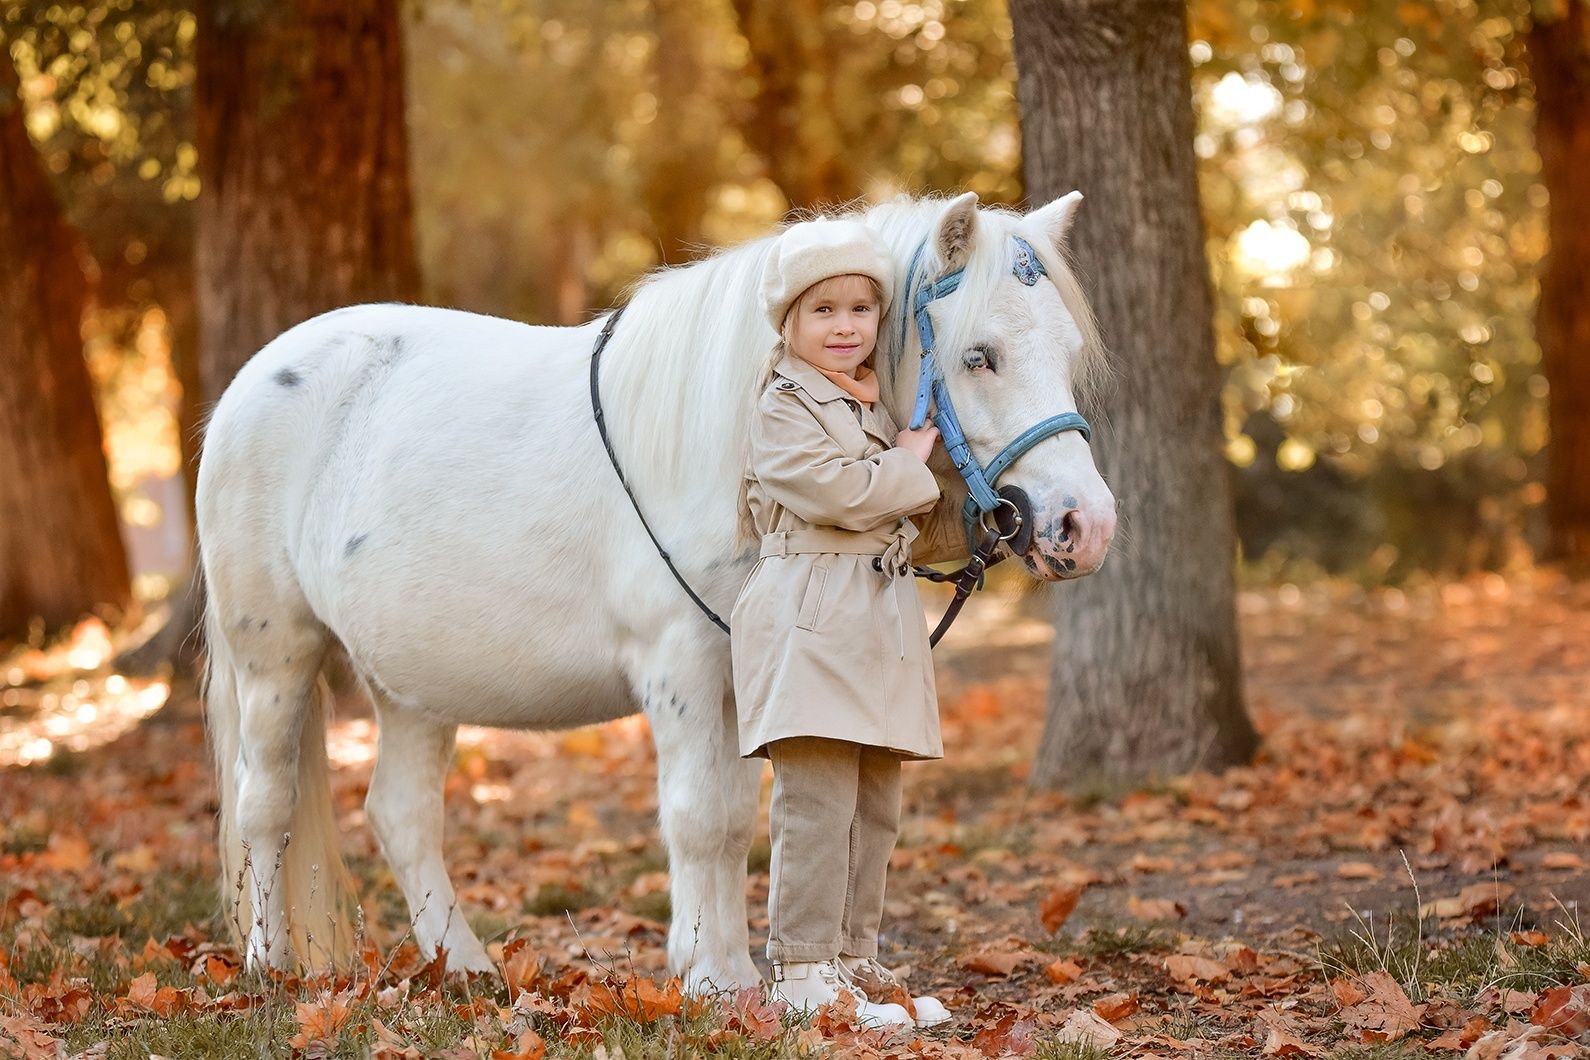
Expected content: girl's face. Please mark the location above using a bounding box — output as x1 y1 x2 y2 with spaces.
785 274 882 376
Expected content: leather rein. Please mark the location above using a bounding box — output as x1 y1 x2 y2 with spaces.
588 234 1093 648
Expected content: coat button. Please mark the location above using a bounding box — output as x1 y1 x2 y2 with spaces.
776 380 798 390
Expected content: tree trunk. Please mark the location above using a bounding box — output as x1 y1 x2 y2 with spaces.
1011 0 1258 787
121 0 418 672
644 0 719 264
0 54 132 643
194 0 419 401
727 0 860 208
1527 8 1590 564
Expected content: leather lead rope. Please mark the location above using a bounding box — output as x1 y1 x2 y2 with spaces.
879 528 1007 647
589 307 731 635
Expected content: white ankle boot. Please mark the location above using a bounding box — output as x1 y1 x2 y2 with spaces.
771 959 913 1028
837 954 952 1028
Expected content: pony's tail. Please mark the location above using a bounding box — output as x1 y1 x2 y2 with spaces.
203 591 355 970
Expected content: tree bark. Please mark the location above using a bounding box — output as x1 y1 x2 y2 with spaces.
121 0 418 671
195 0 420 401
1011 0 1258 786
1527 7 1590 563
0 54 132 643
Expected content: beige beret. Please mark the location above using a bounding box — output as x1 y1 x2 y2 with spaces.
759 219 895 332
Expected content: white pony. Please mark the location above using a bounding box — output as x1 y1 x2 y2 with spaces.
196 192 1116 990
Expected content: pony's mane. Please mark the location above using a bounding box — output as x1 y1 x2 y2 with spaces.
596 195 1106 566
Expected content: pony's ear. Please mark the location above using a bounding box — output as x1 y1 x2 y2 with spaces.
934 191 980 271
1026 191 1083 251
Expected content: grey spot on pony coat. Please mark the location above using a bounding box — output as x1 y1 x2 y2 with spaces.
274 367 303 388
345 533 369 557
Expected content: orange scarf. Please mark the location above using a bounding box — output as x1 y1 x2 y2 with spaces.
812 363 881 408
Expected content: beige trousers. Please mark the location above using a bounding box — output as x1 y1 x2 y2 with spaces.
766 736 903 963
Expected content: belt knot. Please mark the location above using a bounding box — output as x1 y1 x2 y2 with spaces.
877 529 913 578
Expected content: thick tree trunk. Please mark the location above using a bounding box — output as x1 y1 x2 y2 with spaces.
1527 9 1590 563
0 55 132 643
122 0 418 671
195 0 420 400
1011 0 1257 786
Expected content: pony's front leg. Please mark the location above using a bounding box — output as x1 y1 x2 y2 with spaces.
366 700 494 974
634 631 762 993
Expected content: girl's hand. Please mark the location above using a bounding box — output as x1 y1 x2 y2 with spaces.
895 424 940 462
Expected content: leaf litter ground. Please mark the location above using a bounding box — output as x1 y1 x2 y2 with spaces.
1 571 1589 1057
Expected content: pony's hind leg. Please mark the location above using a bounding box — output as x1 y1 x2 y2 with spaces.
634 629 763 992
224 616 337 969
365 696 494 974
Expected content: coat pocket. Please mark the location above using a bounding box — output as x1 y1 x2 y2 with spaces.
794 563 831 631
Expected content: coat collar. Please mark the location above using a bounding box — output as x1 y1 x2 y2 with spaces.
772 349 864 406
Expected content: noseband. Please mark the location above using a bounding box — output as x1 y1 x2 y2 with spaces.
897 235 1093 555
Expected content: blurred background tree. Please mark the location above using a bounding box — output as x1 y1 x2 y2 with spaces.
1526 0 1590 563
0 0 1579 644
0 48 131 642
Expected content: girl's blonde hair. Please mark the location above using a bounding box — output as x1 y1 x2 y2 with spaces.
735 273 888 547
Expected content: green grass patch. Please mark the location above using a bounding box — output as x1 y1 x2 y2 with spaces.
524 882 598 917
1319 910 1590 1003
1037 919 1172 959
1035 1040 1114 1060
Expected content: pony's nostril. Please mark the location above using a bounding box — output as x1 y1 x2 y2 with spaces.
1061 510 1085 545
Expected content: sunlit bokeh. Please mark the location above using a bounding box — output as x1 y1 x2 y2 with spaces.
0 0 1559 599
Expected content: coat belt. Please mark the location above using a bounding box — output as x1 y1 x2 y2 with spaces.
759 527 914 573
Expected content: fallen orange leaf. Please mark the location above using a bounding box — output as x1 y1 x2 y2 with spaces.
1164 954 1230 985
1093 991 1139 1022
1039 884 1083 934
957 950 1026 977
1045 958 1084 984
1127 896 1187 921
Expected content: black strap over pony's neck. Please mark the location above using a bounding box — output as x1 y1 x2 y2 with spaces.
588 306 731 635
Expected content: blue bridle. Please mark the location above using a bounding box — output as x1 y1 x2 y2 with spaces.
896 234 1094 552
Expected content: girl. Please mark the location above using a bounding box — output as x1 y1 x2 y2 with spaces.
732 219 953 1029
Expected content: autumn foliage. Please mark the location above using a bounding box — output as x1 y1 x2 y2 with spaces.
3 575 1590 1055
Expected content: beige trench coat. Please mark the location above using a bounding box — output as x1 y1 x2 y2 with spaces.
732 350 962 761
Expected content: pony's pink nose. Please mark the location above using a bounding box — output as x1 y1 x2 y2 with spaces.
1059 505 1116 570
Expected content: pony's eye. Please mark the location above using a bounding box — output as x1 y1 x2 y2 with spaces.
963 345 997 373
